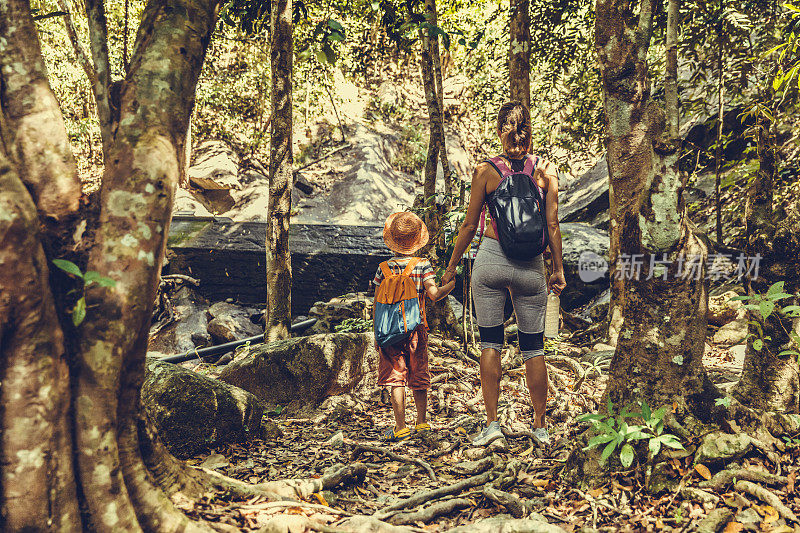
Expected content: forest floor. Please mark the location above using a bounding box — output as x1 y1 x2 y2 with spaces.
180 335 800 532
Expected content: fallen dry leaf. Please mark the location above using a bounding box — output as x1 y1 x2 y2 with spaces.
723 522 744 533
695 464 712 480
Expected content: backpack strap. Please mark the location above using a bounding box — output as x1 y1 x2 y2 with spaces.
379 261 392 279
522 154 537 176
485 156 513 179
401 256 421 277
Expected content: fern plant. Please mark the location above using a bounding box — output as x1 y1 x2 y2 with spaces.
730 281 800 363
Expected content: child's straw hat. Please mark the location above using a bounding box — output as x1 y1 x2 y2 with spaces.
383 212 429 255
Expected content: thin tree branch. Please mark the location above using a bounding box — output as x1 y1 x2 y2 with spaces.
85 0 113 151
57 0 97 86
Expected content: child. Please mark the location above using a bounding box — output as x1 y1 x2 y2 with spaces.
373 212 456 442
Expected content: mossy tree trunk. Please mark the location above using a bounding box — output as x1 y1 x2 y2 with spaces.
596 0 719 415
265 0 293 342
0 0 224 529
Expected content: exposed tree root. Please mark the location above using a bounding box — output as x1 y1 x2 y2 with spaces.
389 498 473 525
348 440 437 481
546 355 587 390
374 470 501 520
699 468 788 491
483 486 531 518
734 480 798 523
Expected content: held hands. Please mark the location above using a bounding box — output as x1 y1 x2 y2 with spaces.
441 266 457 286
549 270 566 296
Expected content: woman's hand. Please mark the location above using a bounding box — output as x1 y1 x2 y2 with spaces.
441 266 456 286
549 270 566 296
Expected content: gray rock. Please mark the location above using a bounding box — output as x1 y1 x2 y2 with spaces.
559 157 609 226
188 140 240 190
218 332 378 411
173 188 213 217
206 301 263 343
575 288 610 322
142 358 265 458
559 222 609 310
695 432 752 465
712 316 748 345
148 286 211 354
708 291 744 326
307 293 373 334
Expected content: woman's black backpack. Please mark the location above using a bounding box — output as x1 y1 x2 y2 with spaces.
480 154 549 261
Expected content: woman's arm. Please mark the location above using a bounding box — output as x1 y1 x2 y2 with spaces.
441 164 488 285
540 160 566 294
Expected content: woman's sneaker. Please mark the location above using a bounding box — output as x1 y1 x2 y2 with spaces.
532 427 550 447
472 421 503 446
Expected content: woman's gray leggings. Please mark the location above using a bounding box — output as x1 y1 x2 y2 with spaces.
471 237 547 361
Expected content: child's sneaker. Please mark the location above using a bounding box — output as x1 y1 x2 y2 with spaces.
532 427 550 447
414 422 432 435
383 426 412 442
472 421 503 446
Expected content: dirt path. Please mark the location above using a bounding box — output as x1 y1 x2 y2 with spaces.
183 335 798 532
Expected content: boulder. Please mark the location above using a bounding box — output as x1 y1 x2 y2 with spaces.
559 157 609 228
188 140 240 190
575 288 610 323
558 222 610 310
307 293 374 334
708 291 744 327
142 358 266 458
173 188 213 217
206 301 263 343
218 332 379 411
148 286 212 355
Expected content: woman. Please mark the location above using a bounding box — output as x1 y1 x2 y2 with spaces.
441 101 566 447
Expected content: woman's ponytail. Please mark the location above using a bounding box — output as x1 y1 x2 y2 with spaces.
497 101 531 158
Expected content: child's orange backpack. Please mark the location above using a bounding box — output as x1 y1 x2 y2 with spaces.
374 258 424 346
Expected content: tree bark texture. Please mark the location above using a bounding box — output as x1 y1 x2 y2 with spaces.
509 0 531 109
266 0 293 342
0 0 221 529
596 0 717 414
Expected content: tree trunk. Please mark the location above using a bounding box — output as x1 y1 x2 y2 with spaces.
1 0 223 529
0 0 82 224
732 112 800 413
509 0 531 109
265 0 293 342
425 0 454 202
419 13 441 212
596 0 718 416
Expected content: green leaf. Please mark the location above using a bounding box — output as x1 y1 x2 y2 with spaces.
53 259 84 279
327 19 344 32
759 300 775 320
577 413 604 423
72 297 86 326
322 42 336 64
327 31 345 42
767 281 785 297
649 437 662 457
315 50 328 64
641 401 651 421
619 443 635 468
600 440 617 464
779 349 800 356
586 433 616 449
715 396 732 408
753 338 763 351
659 435 685 450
